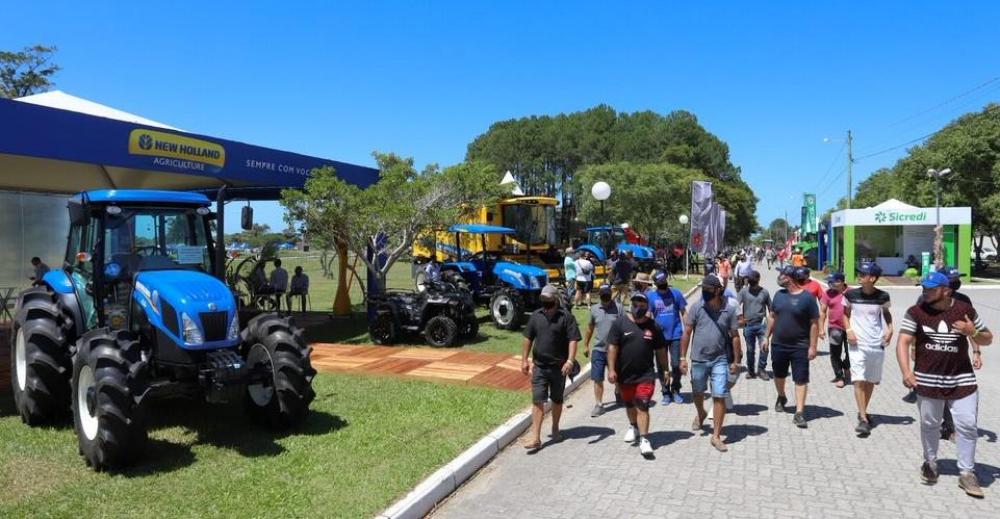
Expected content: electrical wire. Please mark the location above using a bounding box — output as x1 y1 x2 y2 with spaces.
887 76 1000 128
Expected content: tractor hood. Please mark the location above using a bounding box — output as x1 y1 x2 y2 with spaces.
135 270 236 314
494 261 548 290
618 243 654 259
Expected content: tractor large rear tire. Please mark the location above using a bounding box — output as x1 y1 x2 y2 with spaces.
490 288 525 331
72 328 149 471
12 286 76 425
242 313 316 428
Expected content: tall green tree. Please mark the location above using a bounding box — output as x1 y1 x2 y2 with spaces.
0 45 60 98
852 104 1000 257
281 154 508 293
466 105 753 241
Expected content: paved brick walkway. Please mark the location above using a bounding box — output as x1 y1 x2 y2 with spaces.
434 276 1000 518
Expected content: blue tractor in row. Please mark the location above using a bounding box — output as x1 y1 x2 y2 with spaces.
421 225 566 330
576 225 658 272
11 190 316 471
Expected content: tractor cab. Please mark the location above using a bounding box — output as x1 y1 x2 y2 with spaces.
578 225 657 270
56 190 237 349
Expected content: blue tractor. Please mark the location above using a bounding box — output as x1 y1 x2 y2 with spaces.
576 225 658 272
429 225 564 330
10 190 316 471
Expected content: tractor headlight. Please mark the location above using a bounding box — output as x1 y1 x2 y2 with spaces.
181 313 204 344
529 275 541 289
228 313 240 341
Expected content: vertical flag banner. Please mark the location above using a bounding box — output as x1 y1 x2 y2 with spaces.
706 202 721 256
802 193 818 234
718 208 727 248
690 181 714 255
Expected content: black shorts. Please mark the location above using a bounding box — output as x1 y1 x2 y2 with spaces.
771 343 810 384
575 280 593 293
532 364 567 404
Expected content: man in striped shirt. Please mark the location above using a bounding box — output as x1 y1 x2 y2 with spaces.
897 271 993 498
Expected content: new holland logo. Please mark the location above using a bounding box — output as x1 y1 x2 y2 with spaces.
128 129 226 171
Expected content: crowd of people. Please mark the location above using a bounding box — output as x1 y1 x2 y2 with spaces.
520 255 993 498
250 258 310 312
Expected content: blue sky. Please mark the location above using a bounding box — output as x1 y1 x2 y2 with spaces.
4 1 999 233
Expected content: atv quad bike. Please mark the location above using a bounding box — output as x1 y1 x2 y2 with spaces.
11 190 316 471
368 279 478 347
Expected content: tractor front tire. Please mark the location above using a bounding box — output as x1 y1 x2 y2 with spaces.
490 288 525 331
242 313 316 428
72 328 149 471
424 315 458 348
369 309 399 345
12 286 76 425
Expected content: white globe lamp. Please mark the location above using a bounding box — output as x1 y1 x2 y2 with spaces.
591 181 611 201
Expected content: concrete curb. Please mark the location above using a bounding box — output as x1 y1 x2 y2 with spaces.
376 361 593 519
377 285 700 519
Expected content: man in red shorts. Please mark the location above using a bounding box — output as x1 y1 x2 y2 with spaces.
607 291 669 458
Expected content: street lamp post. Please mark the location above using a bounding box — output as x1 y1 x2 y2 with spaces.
679 213 690 279
591 182 612 255
927 168 952 270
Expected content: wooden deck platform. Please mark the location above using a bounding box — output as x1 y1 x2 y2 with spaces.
310 344 530 391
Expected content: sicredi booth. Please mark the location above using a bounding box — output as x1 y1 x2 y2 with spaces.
829 199 971 282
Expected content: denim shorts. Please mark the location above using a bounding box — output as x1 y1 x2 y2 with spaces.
691 355 730 398
590 349 607 382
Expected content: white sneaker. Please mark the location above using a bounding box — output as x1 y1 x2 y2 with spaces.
623 425 638 444
639 437 653 456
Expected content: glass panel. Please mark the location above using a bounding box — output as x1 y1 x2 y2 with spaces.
502 205 557 246
104 207 211 275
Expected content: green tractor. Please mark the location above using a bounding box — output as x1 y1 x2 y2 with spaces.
11 189 316 471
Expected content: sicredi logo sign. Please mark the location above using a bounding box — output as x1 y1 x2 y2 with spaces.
128 129 226 172
874 210 928 224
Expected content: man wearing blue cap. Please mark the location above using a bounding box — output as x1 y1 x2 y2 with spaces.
648 271 688 404
842 261 892 437
897 271 993 497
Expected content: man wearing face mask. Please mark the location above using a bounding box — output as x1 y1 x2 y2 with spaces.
766 266 820 428
897 272 992 497
647 271 688 404
521 285 582 452
738 270 772 380
584 284 624 417
607 291 669 458
679 275 741 452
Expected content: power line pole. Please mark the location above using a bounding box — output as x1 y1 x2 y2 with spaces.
846 130 854 209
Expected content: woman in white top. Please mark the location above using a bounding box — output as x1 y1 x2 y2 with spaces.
574 253 595 307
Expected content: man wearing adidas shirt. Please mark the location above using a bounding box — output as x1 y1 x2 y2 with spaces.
841 262 892 437
897 271 993 498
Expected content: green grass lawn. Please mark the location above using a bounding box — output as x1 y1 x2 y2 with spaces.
0 372 525 518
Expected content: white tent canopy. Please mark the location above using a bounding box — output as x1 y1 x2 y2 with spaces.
15 90 181 131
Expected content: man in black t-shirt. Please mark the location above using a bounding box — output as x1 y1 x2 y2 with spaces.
521 285 582 452
765 266 819 428
607 291 668 458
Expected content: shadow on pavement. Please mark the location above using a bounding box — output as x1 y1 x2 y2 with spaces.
732 403 768 416
804 405 844 420
869 413 916 427
647 430 695 448
720 424 768 444
937 461 1000 487
559 425 616 444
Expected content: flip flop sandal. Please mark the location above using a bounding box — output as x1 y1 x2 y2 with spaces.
522 440 542 451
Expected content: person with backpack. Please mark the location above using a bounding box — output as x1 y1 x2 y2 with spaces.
574 252 595 307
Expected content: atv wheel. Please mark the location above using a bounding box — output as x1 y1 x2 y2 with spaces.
424 315 458 348
72 328 148 471
242 313 316 428
369 309 398 345
458 314 480 341
490 288 524 330
12 286 76 425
